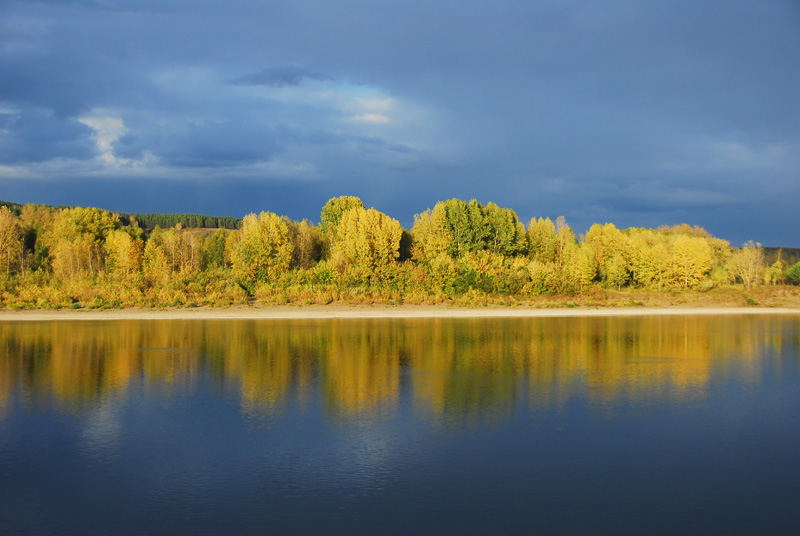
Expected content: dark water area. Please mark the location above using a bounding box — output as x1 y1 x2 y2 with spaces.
1 315 800 535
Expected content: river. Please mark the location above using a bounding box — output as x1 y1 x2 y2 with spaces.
1 315 799 534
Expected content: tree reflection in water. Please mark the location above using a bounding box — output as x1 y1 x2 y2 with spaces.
0 315 795 427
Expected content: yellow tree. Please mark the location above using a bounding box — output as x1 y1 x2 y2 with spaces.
763 260 785 286
0 207 23 277
333 207 403 280
319 196 365 258
585 223 630 286
51 239 94 282
525 216 576 292
140 225 201 282
564 242 595 291
287 219 322 269
628 229 670 289
320 196 365 235
554 216 575 265
47 207 120 278
605 253 629 289
142 238 170 287
410 203 452 263
527 217 557 263
104 229 143 282
227 212 294 284
668 235 712 288
159 226 200 274
19 204 56 235
637 242 669 289
726 241 765 290
49 206 119 244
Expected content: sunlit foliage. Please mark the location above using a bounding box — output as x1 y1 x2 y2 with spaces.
331 207 403 282
227 212 294 286
0 196 794 310
727 241 765 290
0 207 23 277
320 196 365 237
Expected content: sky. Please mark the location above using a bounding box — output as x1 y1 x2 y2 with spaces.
1 0 798 246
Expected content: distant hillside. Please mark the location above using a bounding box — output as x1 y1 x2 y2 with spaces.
765 248 800 267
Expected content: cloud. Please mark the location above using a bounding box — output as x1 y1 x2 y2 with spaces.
0 106 96 164
78 111 129 165
0 0 798 246
114 117 282 168
226 66 331 88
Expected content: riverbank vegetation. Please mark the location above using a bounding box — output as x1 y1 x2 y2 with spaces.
0 197 798 310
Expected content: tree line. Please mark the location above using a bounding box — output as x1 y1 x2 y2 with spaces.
0 196 797 309
0 200 240 230
120 212 241 230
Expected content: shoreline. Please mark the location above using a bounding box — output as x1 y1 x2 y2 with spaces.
1 304 799 321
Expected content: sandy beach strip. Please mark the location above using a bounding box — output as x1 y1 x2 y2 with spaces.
0 305 799 321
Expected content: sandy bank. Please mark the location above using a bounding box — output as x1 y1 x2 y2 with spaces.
1 305 799 321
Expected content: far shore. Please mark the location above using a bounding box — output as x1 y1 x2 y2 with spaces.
1 304 799 321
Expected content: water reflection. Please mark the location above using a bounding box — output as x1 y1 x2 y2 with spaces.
0 315 797 427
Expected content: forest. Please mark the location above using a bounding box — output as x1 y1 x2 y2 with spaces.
0 196 798 309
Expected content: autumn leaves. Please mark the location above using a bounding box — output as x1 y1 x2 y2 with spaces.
0 196 790 309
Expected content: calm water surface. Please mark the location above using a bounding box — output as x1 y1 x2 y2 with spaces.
1 315 800 535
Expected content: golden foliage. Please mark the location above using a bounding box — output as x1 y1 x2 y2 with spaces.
332 207 402 280
410 204 452 263
0 207 23 277
0 197 789 308
227 212 294 284
669 235 713 289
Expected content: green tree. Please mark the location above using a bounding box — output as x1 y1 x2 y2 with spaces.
423 199 526 259
439 199 474 258
483 202 527 257
201 229 229 270
786 262 800 285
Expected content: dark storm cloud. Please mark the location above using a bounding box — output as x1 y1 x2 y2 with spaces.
115 119 282 168
0 107 96 163
226 66 332 88
0 0 798 246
